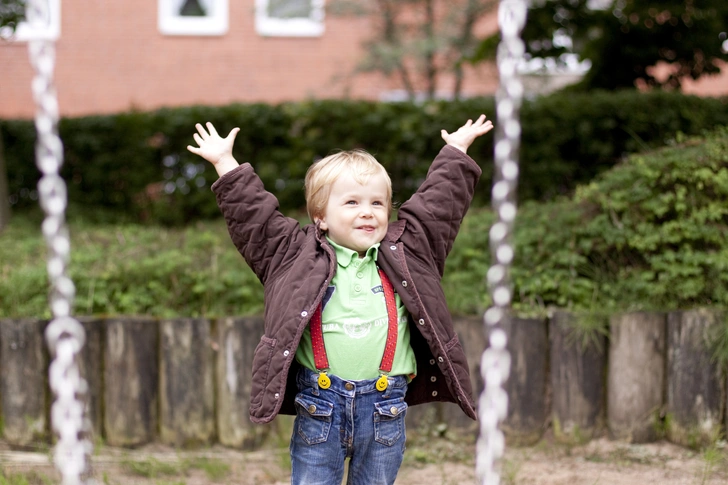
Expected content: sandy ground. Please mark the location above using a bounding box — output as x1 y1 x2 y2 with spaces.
1 432 727 485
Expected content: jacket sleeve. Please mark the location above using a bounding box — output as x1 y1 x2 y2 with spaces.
211 163 305 285
396 145 482 276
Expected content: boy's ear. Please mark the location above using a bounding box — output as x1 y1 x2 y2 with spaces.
314 216 328 231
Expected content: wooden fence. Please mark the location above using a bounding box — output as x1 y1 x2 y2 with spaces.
0 310 726 449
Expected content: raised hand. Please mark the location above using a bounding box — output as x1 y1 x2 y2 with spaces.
440 115 494 154
187 122 241 176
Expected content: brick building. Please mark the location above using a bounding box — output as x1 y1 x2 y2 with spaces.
1 0 725 119
0 0 500 119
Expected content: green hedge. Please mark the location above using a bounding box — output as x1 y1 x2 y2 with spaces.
2 92 727 225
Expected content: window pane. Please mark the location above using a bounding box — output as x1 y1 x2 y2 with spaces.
159 0 228 36
267 0 312 19
179 0 207 17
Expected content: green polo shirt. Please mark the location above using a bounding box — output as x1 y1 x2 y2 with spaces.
295 238 417 380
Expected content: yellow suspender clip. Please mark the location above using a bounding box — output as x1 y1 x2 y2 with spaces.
318 372 331 389
376 374 389 392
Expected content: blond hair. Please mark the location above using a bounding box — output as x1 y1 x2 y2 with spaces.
304 149 392 222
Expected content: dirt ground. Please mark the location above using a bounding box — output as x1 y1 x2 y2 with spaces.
1 432 727 485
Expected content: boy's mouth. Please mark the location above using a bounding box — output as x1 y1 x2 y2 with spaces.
358 225 376 232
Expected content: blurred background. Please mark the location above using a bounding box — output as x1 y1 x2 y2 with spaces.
1 0 728 318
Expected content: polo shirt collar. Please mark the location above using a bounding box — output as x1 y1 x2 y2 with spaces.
326 237 379 268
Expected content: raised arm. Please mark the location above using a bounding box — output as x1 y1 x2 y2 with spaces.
188 121 305 285
397 115 492 275
187 122 241 177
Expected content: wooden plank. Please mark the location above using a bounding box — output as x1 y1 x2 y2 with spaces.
103 317 159 446
214 316 270 448
0 318 48 447
502 315 549 445
607 312 666 443
76 317 104 441
666 309 724 448
159 318 215 447
549 311 606 443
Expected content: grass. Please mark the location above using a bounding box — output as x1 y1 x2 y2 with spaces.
0 470 52 485
120 455 230 481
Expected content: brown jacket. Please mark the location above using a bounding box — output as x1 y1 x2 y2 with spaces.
212 144 480 424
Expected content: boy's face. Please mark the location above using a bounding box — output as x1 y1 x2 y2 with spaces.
317 171 390 256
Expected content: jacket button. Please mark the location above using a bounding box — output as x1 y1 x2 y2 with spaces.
283 350 290 357
274 393 280 399
390 406 398 415
301 311 308 317
418 319 425 325
308 405 317 414
429 359 436 365
432 391 438 397
430 376 437 382
438 357 444 363
345 383 354 391
390 245 397 250
401 280 408 287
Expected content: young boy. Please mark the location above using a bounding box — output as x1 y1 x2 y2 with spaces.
187 114 493 485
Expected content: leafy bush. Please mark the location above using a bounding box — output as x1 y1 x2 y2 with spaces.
493 126 728 314
2 128 727 319
0 217 264 318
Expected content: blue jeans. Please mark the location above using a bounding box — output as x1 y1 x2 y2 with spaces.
290 368 409 485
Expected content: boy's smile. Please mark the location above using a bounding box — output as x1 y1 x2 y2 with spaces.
317 172 390 256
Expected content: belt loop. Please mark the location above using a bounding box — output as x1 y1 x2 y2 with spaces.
307 368 320 395
382 376 394 398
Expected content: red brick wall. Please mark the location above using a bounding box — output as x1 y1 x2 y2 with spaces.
1 0 499 118
2 1 724 119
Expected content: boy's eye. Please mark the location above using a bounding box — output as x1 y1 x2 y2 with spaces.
373 201 383 206
346 200 357 205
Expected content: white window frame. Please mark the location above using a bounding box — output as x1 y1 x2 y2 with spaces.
0 0 61 42
158 0 229 36
255 0 325 37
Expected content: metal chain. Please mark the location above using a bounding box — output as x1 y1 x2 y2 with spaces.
26 1 94 484
476 0 526 483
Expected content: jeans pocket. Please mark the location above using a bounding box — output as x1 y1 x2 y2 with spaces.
373 398 408 446
294 393 334 445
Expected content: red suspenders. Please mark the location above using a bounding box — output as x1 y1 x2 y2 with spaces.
309 268 399 391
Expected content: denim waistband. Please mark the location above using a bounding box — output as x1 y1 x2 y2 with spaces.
297 367 408 398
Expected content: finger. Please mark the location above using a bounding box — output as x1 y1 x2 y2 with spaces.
206 122 219 138
441 129 449 140
187 145 200 155
473 114 486 126
195 123 208 138
193 133 204 146
479 121 494 134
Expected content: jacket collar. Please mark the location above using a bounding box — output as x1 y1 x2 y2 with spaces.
385 219 406 242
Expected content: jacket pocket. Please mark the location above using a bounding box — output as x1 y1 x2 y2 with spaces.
294 394 334 445
249 335 277 411
373 398 408 446
445 333 461 352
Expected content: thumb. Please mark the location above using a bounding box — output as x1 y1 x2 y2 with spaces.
227 127 241 141
441 129 448 141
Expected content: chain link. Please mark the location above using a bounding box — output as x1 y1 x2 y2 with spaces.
476 0 527 483
26 1 94 483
